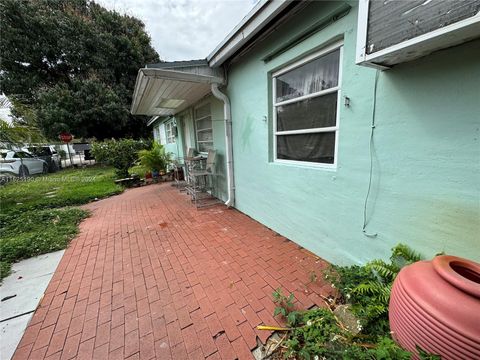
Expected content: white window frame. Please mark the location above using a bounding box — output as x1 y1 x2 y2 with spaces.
272 40 343 169
165 120 176 144
194 103 213 154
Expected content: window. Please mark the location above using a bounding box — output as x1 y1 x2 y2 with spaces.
14 151 33 158
165 120 176 144
195 103 213 153
153 126 160 142
273 43 342 166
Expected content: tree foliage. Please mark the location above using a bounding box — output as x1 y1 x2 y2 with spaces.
0 119 45 146
0 0 159 140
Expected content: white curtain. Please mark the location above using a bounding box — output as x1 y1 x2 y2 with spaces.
276 49 340 103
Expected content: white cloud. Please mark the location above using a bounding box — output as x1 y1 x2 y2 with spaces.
95 0 258 61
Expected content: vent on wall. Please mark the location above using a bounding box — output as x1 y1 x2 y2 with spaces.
356 0 480 69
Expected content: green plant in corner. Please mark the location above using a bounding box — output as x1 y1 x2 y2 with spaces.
350 244 423 335
138 141 173 174
269 244 429 359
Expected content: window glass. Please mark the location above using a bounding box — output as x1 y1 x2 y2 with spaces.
277 132 335 164
28 147 50 156
195 104 213 152
195 104 210 119
273 45 341 166
197 130 213 142
198 142 214 153
276 50 340 103
276 92 337 132
165 121 176 144
15 152 32 158
196 117 212 131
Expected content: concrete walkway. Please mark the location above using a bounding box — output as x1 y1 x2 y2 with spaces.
1 251 65 360
12 184 334 360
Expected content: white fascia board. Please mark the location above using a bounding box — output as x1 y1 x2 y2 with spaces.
130 70 148 114
207 0 292 67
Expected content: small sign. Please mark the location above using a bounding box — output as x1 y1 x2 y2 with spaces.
59 132 73 143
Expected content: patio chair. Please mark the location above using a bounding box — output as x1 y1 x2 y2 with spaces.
184 147 196 160
174 148 197 191
186 149 220 208
172 159 185 188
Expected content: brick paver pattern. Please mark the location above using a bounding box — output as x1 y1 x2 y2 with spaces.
13 184 334 359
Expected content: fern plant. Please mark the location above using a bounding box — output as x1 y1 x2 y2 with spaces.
350 244 424 335
272 244 429 359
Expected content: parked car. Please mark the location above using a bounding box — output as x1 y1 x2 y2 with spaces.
0 150 48 177
26 145 61 172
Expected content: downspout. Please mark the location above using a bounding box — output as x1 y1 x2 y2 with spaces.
211 82 235 208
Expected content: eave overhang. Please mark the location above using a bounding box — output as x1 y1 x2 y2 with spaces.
130 67 225 117
207 0 300 67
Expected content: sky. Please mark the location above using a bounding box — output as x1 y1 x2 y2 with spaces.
96 0 259 61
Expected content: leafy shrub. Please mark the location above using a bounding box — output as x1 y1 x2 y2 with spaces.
91 139 150 178
138 141 173 173
272 244 438 359
279 307 411 360
329 244 423 336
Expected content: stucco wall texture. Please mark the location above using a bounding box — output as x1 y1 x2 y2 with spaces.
225 1 480 265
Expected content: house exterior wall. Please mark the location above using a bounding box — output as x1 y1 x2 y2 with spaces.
151 95 229 202
226 1 480 264
151 119 182 161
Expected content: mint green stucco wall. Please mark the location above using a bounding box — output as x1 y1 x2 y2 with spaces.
153 95 229 202
152 118 183 161
226 1 480 265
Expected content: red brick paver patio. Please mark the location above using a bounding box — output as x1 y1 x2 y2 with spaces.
13 184 333 360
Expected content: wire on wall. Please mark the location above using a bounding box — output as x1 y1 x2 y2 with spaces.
362 70 380 238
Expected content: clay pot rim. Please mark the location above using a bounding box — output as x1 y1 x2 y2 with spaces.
433 255 480 298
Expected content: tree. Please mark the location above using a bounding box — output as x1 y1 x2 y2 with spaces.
0 0 159 140
0 119 45 146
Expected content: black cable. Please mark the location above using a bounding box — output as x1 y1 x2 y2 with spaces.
363 70 380 238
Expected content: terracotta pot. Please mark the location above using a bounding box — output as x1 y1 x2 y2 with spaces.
389 255 480 359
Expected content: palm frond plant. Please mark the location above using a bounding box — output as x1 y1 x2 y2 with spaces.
138 142 173 174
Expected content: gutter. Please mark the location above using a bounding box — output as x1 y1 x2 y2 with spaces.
211 83 235 208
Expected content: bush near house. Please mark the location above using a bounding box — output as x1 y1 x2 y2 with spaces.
138 141 173 174
272 245 441 359
0 166 122 280
91 138 150 178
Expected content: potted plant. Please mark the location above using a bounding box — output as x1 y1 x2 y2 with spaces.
138 142 172 182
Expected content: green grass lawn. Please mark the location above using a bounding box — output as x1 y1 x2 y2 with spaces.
0 166 122 280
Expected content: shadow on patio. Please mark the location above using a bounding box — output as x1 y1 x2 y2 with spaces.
13 183 334 360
